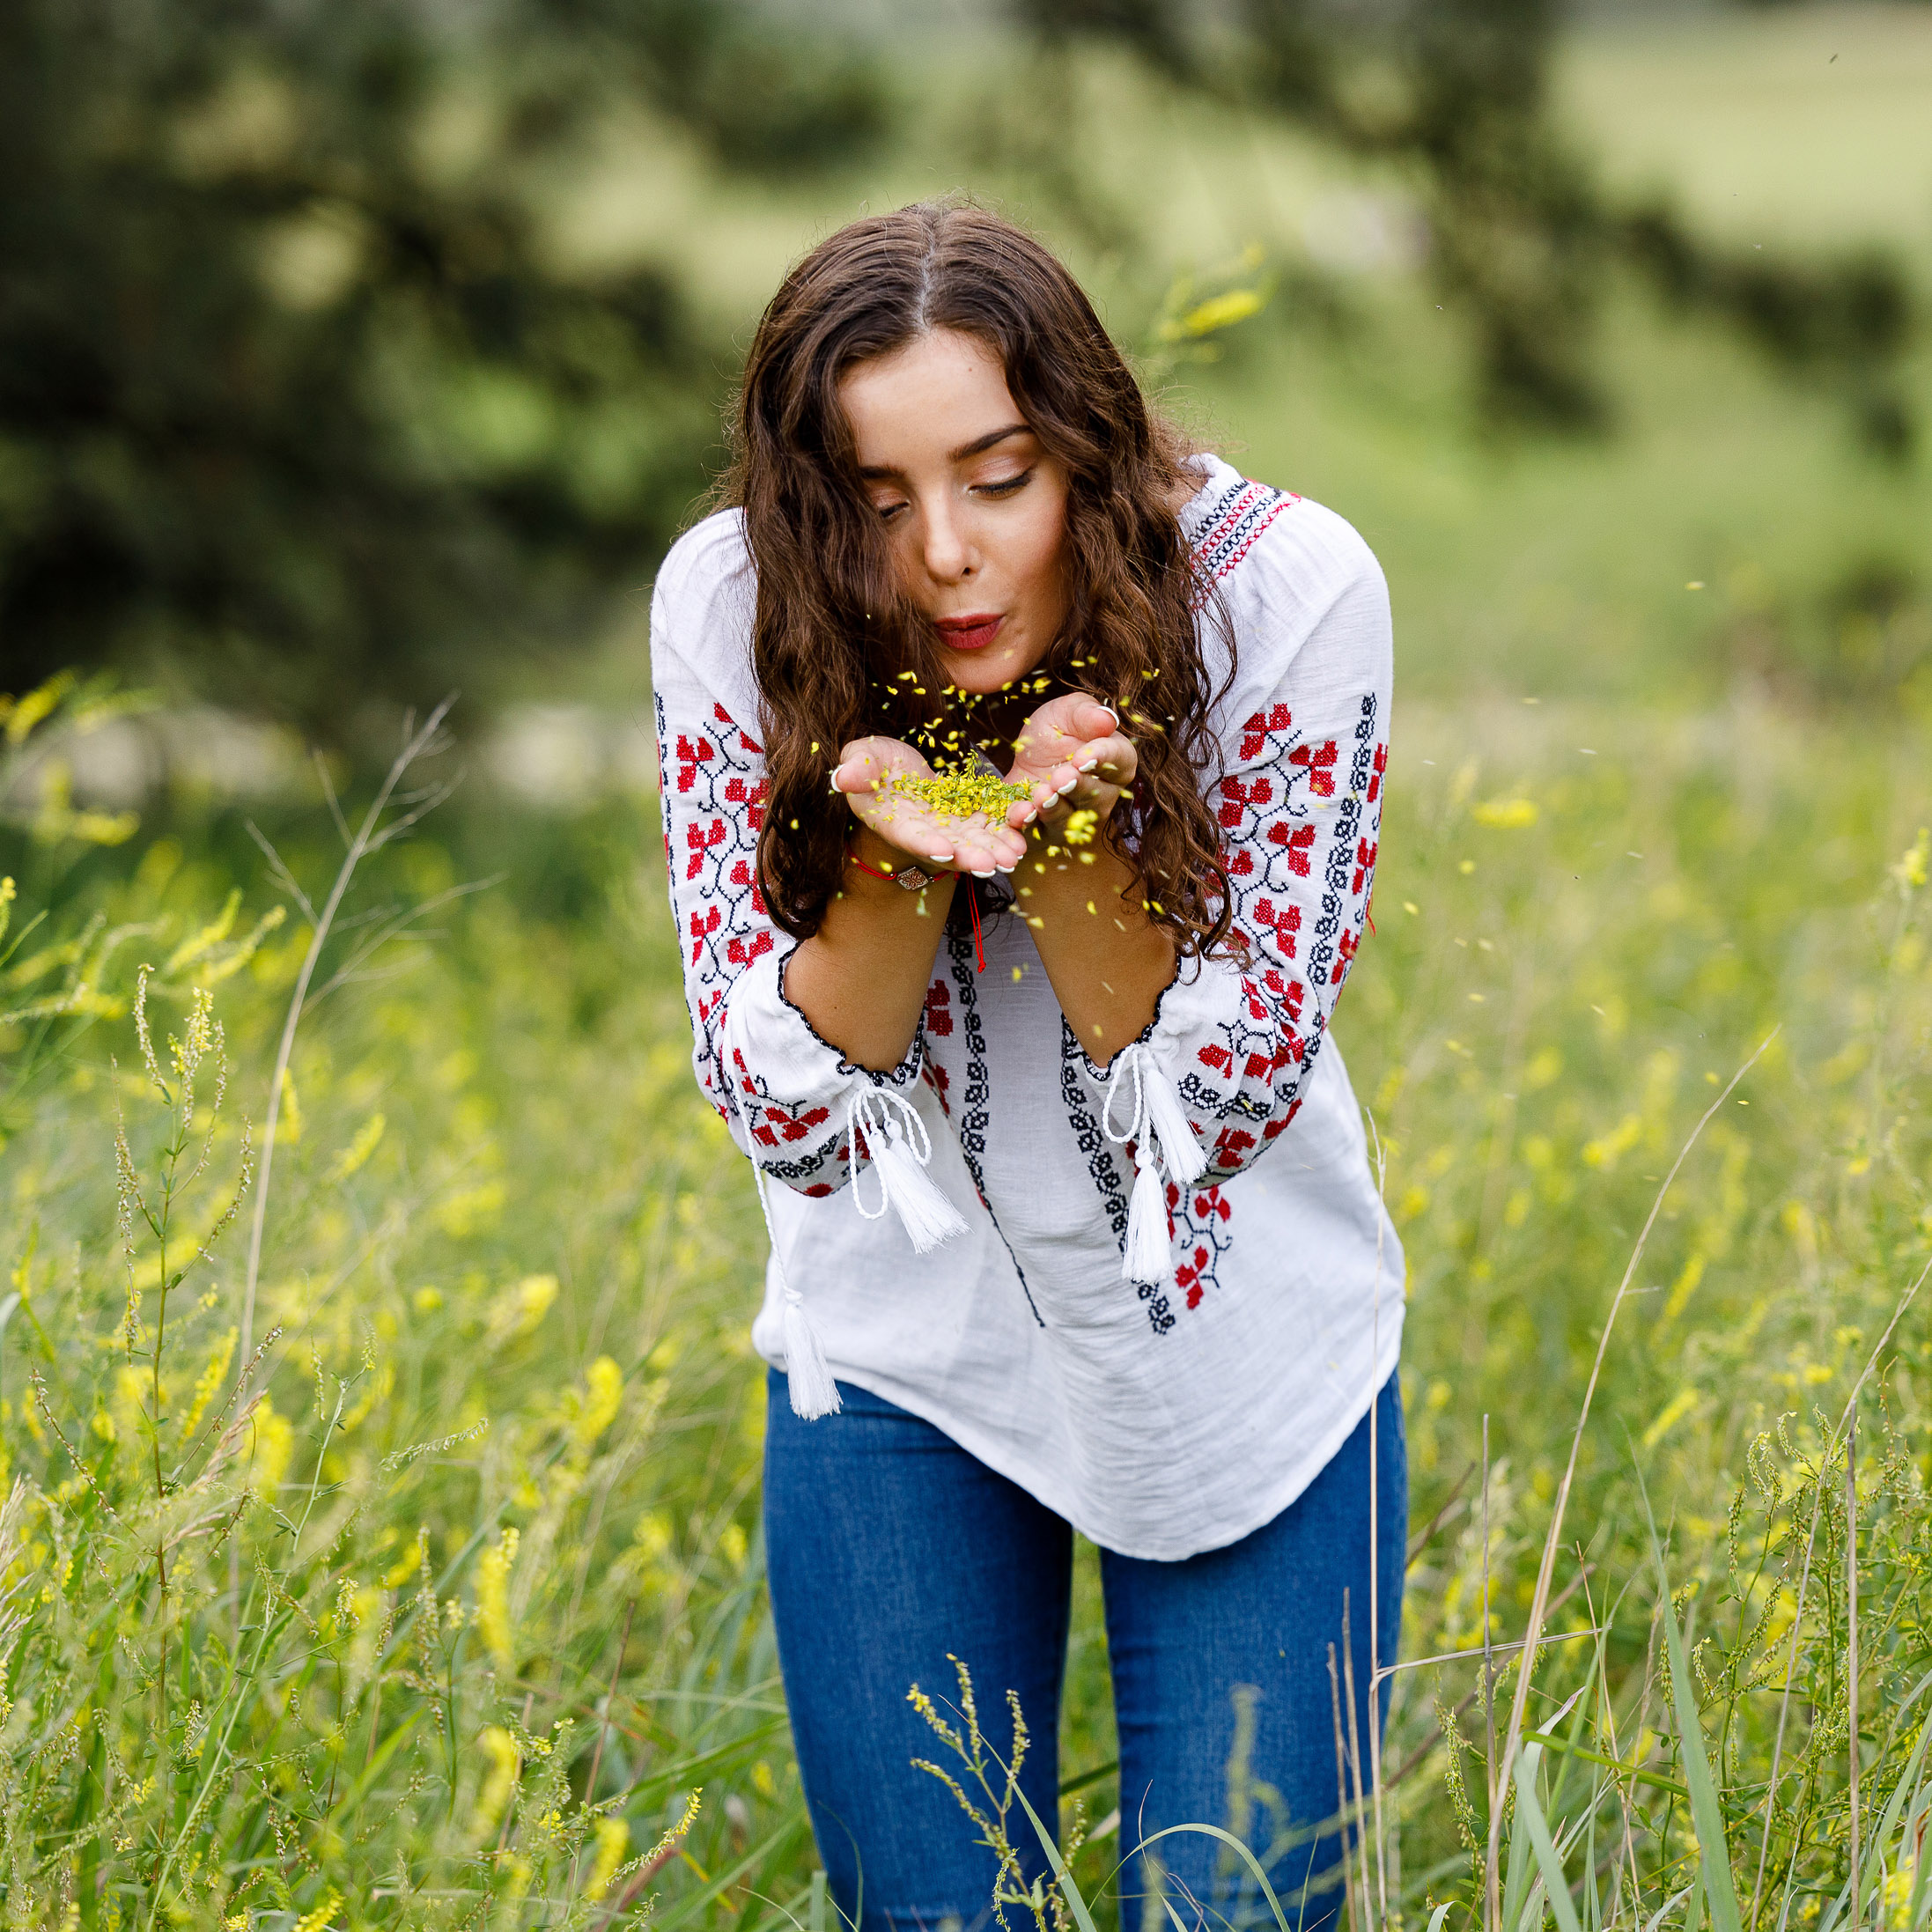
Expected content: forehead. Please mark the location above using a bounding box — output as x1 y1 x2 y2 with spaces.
838 329 1022 463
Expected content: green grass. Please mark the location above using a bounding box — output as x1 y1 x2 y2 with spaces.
1555 5 1932 262
4 675 1931 1928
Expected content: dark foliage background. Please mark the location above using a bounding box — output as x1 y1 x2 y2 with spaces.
1 0 1921 728
0 0 884 719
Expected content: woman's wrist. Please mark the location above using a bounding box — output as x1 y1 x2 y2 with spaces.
1014 815 1130 920
833 825 961 911
849 822 937 877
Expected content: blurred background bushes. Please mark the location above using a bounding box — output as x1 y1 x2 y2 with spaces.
0 0 885 721
0 0 1927 734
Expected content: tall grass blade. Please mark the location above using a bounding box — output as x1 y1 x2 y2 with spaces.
1501 1736 1538 1932
1488 1036 1776 1904
1512 1745 1585 1932
1647 1515 1744 1932
652 1811 815 1932
1009 1777 1102 1932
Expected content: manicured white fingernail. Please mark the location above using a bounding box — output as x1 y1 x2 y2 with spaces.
1099 705 1119 726
829 770 842 793
1079 759 1099 773
1056 778 1077 795
971 866 996 878
933 851 955 862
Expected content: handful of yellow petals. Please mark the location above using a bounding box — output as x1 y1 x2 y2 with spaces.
891 770 1033 821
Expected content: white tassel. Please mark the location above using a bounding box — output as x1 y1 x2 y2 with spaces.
1125 1149 1175 1284
781 1285 842 1420
848 1089 966 1254
1141 1060 1207 1186
870 1125 968 1251
1100 1041 1206 1283
754 1163 842 1419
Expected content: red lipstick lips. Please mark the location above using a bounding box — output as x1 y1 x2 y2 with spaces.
934 613 1004 653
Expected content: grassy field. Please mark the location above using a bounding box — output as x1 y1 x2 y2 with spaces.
1554 5 1932 261
4 675 1931 1927
5 11 1932 1927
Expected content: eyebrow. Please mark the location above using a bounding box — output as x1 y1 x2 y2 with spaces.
857 423 1032 479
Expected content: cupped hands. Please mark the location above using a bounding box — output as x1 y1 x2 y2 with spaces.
830 737 1031 877
830 694 1137 879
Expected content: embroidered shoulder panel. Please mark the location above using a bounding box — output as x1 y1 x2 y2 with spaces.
1189 476 1302 586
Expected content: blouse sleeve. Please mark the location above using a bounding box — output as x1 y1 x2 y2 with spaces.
1066 512 1390 1192
651 541 926 1204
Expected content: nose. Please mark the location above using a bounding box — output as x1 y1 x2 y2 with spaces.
918 498 974 586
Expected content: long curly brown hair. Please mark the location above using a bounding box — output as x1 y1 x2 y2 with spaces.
721 199 1234 957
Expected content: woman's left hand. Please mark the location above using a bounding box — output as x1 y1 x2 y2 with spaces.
1007 693 1138 826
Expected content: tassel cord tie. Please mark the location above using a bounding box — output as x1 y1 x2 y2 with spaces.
846 1088 933 1218
752 1082 967 1419
1099 1039 1154 1159
844 1086 967 1253
1097 1040 1208 1285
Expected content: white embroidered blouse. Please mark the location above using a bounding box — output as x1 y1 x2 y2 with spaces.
650 454 1403 1560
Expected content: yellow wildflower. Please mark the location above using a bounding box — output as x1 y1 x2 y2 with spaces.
248 1397 294 1500
586 1815 630 1899
476 1527 519 1669
181 1328 238 1439
327 1111 387 1183
1891 828 1928 891
1582 1114 1642 1170
1471 797 1537 829
1641 1387 1700 1450
501 1272 557 1337
893 771 1029 820
472 1726 520 1840
570 1357 622 1448
291 1891 341 1932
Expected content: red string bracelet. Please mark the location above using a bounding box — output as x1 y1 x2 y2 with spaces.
845 850 984 972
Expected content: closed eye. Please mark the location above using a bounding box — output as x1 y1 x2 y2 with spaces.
974 468 1035 500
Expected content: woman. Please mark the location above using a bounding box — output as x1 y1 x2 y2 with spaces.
651 201 1404 1928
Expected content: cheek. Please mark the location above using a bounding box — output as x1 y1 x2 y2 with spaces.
1014 491 1071 613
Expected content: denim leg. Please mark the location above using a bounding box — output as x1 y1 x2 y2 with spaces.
763 1370 1073 1932
1101 1375 1407 1932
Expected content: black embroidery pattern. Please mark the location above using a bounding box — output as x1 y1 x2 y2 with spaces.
1187 477 1301 586
1058 1019 1131 1245
1309 695 1380 994
948 933 1043 1328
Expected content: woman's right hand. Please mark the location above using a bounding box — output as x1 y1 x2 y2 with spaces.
830 737 1032 878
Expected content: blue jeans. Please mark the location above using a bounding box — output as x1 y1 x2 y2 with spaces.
763 1370 1405 1932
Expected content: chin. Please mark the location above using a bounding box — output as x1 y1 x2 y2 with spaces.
940 647 1044 695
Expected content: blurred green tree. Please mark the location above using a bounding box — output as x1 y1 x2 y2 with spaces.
0 0 886 724
1021 0 1920 452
